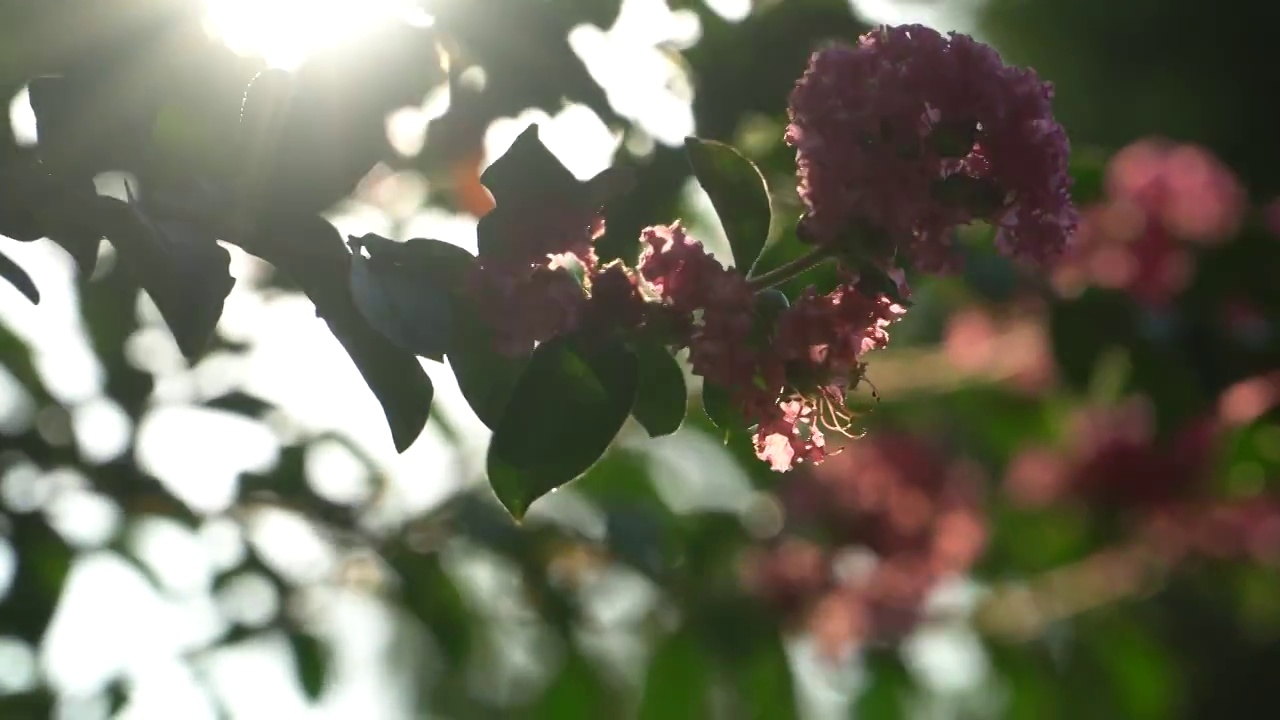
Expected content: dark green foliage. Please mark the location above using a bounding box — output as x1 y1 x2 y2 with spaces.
349 234 475 362
487 333 638 519
3 1 1280 718
0 247 38 302
684 137 773 272
631 336 688 437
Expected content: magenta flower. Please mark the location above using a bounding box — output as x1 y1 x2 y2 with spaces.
743 432 987 654
786 24 1076 272
1054 140 1244 307
470 264 587 356
637 223 904 472
1106 139 1245 243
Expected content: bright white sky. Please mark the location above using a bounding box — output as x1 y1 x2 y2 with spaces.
0 1 978 718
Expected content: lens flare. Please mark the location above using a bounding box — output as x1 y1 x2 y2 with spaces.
203 0 428 70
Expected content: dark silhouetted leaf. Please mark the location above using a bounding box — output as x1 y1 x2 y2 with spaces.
0 153 54 243
701 381 739 430
487 334 638 519
240 216 433 452
447 309 529 430
479 125 578 215
476 124 633 264
349 234 476 362
631 337 686 437
93 190 233 360
639 630 711 720
0 247 38 303
0 689 54 718
684 137 772 273
203 390 275 418
288 631 329 701
0 321 46 398
27 74 152 180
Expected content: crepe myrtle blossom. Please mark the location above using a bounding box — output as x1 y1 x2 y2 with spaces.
1054 139 1245 307
786 24 1076 272
638 223 903 471
741 433 987 655
461 23 1075 474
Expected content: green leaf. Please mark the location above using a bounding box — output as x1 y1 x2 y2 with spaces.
203 390 276 418
0 247 39 303
0 514 73 645
639 630 711 720
854 651 911 720
987 642 1060 720
447 308 530 430
736 632 799 720
349 234 477 362
530 649 610 720
387 547 473 665
487 334 638 519
0 690 54 718
94 191 234 361
27 75 150 181
701 381 739 430
684 137 772 273
1083 616 1180 720
477 124 633 264
287 631 329 701
480 125 579 214
245 216 433 452
631 337 687 437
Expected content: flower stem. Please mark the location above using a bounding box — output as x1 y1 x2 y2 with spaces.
746 246 833 290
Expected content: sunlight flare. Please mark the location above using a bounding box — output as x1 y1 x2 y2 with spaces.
202 0 429 70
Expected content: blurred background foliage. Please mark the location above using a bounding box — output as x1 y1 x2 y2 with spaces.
1 0 1279 718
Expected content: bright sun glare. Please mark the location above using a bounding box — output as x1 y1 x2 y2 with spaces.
203 0 429 70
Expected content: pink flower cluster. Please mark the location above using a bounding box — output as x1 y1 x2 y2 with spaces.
1005 397 1219 512
638 223 903 471
942 304 1056 395
1005 382 1280 575
741 433 986 656
1143 496 1280 568
786 24 1076 272
470 196 646 354
462 24 1079 475
1055 139 1246 307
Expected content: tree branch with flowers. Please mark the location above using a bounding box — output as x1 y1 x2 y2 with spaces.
338 24 1078 518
